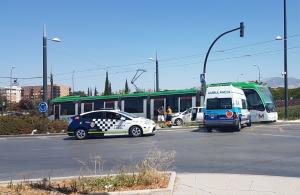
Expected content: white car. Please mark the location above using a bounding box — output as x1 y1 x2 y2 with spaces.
171 107 204 126
68 109 156 139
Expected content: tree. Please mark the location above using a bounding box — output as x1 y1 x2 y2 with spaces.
103 71 112 95
70 91 86 96
94 87 98 96
87 88 90 96
18 99 34 110
108 82 112 95
103 71 110 95
124 79 130 94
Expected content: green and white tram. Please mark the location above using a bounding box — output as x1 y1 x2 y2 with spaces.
51 82 277 122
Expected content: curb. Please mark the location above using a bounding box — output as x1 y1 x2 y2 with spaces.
0 133 66 138
0 172 176 195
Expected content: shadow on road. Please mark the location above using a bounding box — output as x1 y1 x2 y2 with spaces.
63 133 155 141
190 127 239 133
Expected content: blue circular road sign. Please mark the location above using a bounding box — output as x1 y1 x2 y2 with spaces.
39 102 48 113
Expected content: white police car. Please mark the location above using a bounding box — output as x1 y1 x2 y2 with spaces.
68 109 156 139
171 107 204 126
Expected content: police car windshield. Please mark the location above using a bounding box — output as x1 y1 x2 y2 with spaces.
119 111 138 118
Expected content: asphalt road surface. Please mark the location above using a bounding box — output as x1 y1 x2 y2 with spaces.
0 123 300 181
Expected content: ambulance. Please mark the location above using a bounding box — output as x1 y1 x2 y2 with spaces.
204 85 251 131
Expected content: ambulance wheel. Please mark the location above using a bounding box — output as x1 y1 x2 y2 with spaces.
206 127 212 132
129 126 143 137
75 129 87 140
175 119 183 126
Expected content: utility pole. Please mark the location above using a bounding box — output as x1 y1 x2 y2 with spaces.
283 0 288 119
50 73 54 100
155 51 159 92
72 70 75 93
9 66 15 110
43 25 48 104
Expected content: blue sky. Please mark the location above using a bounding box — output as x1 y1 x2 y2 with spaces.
0 0 299 93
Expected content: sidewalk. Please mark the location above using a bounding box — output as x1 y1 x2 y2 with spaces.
173 173 300 195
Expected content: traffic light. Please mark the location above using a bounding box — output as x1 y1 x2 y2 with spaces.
240 22 244 37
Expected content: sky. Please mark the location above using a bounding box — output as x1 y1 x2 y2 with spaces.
0 0 299 93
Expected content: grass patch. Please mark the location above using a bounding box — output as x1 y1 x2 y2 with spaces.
277 105 300 120
0 149 175 194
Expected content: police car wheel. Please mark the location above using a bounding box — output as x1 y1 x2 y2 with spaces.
235 121 242 131
175 118 183 126
247 119 252 127
129 126 143 137
75 129 87 140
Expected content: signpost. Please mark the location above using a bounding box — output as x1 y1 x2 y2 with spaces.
39 102 48 113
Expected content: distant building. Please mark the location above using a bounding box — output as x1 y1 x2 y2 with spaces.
21 84 70 101
0 86 22 103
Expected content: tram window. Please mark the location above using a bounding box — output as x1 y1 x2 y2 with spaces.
61 102 75 115
124 98 143 113
94 101 104 110
84 102 93 112
105 101 115 109
166 96 178 112
180 97 192 112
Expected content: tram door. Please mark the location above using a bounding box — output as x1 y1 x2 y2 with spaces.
54 105 60 120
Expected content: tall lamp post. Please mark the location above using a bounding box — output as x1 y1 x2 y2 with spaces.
43 25 60 106
201 22 245 100
148 51 159 92
253 64 261 83
275 0 288 119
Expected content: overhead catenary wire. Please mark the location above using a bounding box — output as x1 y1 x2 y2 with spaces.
52 45 300 83
52 34 300 78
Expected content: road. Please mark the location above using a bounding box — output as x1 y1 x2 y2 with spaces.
0 123 300 181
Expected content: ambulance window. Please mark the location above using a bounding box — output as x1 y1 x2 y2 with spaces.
219 98 232 109
207 98 232 109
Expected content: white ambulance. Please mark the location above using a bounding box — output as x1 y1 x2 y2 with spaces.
204 85 251 131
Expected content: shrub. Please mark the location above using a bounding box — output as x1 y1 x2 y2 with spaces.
0 115 68 135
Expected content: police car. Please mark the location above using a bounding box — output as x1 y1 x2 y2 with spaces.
171 107 204 126
68 109 156 139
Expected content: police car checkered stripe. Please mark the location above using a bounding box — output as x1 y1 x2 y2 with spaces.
92 119 119 131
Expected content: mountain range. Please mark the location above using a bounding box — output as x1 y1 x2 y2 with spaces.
262 77 300 88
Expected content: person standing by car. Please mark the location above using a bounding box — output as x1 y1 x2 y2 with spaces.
157 106 165 124
165 106 173 127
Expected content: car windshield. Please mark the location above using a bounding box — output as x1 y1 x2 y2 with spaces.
119 111 138 118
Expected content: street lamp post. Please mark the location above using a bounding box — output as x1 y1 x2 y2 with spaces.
253 64 261 83
42 25 60 108
276 0 288 119
201 22 245 100
283 0 288 120
148 51 159 92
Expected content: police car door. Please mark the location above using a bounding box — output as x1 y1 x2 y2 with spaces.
182 108 192 123
103 112 127 133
